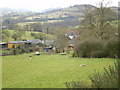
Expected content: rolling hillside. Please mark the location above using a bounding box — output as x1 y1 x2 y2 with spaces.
23 4 96 23
1 4 118 27
2 29 55 42
2 4 96 26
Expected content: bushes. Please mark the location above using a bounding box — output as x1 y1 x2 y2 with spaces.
90 50 108 58
74 38 105 58
105 38 118 58
89 61 119 88
65 81 89 88
73 38 118 58
65 61 119 88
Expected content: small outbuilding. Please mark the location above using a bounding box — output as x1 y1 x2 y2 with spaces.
7 41 30 48
0 42 8 49
68 44 74 49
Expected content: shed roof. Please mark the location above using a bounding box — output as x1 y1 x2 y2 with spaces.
28 39 43 44
0 42 7 44
8 41 30 44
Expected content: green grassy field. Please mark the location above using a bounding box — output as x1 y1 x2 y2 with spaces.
2 53 115 88
0 50 11 54
3 30 55 42
3 30 37 41
17 20 64 26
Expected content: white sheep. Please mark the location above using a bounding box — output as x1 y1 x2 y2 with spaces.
80 64 86 67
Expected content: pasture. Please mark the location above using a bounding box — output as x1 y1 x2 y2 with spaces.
2 30 55 42
17 20 64 26
2 53 115 88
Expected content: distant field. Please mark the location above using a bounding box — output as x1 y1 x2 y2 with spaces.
2 53 115 88
17 22 43 26
11 17 19 19
25 11 68 20
3 30 36 41
17 20 64 26
3 29 55 42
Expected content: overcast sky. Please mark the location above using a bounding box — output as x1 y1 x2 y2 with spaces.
0 0 119 11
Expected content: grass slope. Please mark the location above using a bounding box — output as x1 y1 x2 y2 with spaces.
3 30 55 42
2 53 115 88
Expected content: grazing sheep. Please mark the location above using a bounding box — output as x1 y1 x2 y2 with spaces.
29 55 32 60
80 64 86 67
60 53 66 55
35 52 40 55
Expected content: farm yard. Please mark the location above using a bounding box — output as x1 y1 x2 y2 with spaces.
2 53 115 88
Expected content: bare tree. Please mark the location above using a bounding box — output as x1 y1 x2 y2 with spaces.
54 28 69 53
81 1 117 39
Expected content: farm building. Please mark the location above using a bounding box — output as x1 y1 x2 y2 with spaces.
66 30 79 40
43 40 54 46
1 39 54 49
0 42 8 49
43 46 53 52
68 44 74 49
28 39 43 45
7 41 30 48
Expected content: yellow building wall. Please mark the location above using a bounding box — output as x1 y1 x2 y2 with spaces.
8 43 20 48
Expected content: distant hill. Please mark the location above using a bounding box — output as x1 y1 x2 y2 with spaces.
23 4 96 23
42 8 62 13
1 7 32 15
110 6 119 12
1 4 118 27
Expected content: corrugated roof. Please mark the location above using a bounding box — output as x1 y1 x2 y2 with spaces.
0 42 7 44
8 41 30 44
28 39 43 44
